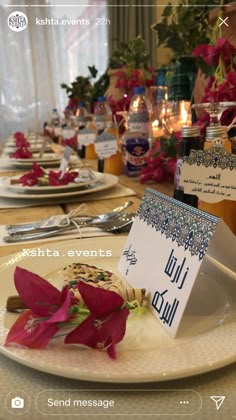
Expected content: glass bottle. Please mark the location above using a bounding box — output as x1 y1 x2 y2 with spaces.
128 86 152 133
174 126 201 207
198 127 236 235
76 102 88 158
94 97 112 172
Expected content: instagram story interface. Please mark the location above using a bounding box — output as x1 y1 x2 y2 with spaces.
0 1 236 420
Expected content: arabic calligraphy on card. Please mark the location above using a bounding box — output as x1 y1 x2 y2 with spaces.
119 188 236 337
180 148 236 203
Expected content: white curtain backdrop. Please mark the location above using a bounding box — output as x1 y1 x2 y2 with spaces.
0 0 108 142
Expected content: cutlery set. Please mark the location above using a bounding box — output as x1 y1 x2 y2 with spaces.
4 201 135 243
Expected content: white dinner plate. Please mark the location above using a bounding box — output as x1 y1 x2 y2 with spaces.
0 237 235 383
3 171 104 194
3 145 52 154
0 173 118 200
6 154 61 169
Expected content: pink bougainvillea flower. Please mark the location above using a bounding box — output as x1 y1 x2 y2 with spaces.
5 267 74 349
18 163 78 187
215 38 236 64
48 170 78 186
19 162 44 186
11 148 32 159
65 281 129 359
193 44 217 66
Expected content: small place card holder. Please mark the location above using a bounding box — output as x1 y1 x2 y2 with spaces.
77 128 96 147
59 145 73 177
62 127 75 141
118 188 236 337
95 131 118 159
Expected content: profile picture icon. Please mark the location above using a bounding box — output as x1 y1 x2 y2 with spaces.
8 11 28 32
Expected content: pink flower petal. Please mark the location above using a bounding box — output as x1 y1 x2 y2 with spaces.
14 267 61 317
78 281 124 317
46 286 73 324
5 309 59 349
65 307 129 359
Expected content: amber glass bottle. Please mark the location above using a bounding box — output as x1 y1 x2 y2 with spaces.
198 126 236 235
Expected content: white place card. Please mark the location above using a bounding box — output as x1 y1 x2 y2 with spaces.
77 128 96 146
54 127 62 136
59 146 73 177
118 188 236 337
180 148 236 203
95 131 118 159
62 128 75 140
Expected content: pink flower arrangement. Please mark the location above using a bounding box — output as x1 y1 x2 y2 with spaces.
5 267 130 359
139 134 179 183
115 67 155 94
193 37 236 126
11 131 32 159
18 163 78 186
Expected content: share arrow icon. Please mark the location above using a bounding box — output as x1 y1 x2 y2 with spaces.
210 396 226 410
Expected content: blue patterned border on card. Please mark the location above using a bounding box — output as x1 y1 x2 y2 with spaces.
137 188 219 260
183 148 236 170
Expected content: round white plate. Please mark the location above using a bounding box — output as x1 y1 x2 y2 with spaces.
6 154 61 169
3 171 104 194
3 145 52 154
0 237 235 383
0 173 118 200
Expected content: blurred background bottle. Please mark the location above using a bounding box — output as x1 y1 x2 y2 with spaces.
95 97 112 172
128 86 152 133
173 126 201 207
76 102 88 158
95 96 112 135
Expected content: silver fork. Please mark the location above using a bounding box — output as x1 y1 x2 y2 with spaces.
6 201 134 235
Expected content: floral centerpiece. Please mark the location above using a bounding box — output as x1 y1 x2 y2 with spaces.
193 31 236 129
61 66 98 113
107 36 155 116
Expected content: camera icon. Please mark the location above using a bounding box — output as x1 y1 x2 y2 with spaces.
11 397 25 409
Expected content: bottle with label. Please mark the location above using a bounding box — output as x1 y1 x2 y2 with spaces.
174 126 201 207
122 87 152 176
50 108 61 143
76 102 88 158
94 97 112 172
95 96 112 134
51 108 60 126
128 86 152 133
103 124 124 175
198 126 236 234
122 131 150 176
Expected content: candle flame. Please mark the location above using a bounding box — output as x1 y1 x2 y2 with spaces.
180 101 189 124
152 119 159 128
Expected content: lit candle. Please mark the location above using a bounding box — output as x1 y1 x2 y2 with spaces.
152 120 163 138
